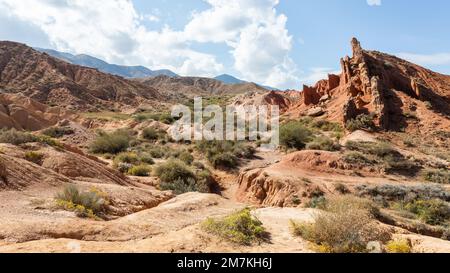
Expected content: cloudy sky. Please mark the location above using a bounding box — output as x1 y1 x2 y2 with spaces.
0 0 449 89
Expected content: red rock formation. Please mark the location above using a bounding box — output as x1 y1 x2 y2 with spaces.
292 38 450 131
0 93 74 130
302 74 341 106
0 41 163 111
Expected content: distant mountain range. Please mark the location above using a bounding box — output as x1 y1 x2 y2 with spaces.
214 74 277 90
35 48 277 90
214 74 245 84
35 48 179 78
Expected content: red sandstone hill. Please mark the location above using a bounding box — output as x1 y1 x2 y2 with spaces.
288 38 450 133
0 41 163 111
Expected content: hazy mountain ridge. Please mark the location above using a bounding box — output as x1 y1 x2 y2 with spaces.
35 48 179 79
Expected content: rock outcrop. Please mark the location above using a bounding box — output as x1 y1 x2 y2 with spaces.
291 38 450 132
0 93 73 131
232 90 294 113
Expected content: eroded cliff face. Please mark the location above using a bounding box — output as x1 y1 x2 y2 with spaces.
292 38 450 131
0 41 163 111
0 93 74 131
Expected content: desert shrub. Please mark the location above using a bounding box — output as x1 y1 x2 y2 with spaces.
147 146 166 158
155 159 196 184
306 136 341 151
383 155 419 174
114 152 140 165
160 177 198 194
142 128 160 141
345 114 376 132
311 120 343 133
55 185 108 218
343 152 371 165
291 196 389 253
116 163 133 174
423 169 450 184
334 183 350 194
356 184 450 203
404 199 450 226
210 153 239 169
37 135 64 148
128 164 152 177
139 154 155 165
24 151 44 165
178 151 194 165
89 130 132 154
42 126 74 138
279 121 313 150
202 208 267 245
306 196 327 209
233 143 256 159
345 141 415 174
346 141 400 158
193 161 206 170
196 140 254 169
385 239 412 253
324 195 380 218
0 128 38 145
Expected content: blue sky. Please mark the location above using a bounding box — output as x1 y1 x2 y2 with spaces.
1 0 449 89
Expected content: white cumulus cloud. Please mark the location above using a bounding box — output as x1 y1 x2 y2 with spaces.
0 0 299 89
184 0 299 89
367 0 382 6
0 0 224 77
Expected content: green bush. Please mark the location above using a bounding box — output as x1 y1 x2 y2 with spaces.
178 151 194 165
37 135 64 148
0 128 37 145
210 153 239 169
156 160 214 194
160 177 200 194
311 120 343 133
345 114 376 132
142 128 160 141
135 112 175 124
140 154 155 165
24 151 44 165
383 156 418 174
147 146 166 158
42 126 74 138
346 141 401 158
155 159 196 184
306 136 341 151
343 152 371 165
423 169 450 184
114 152 140 164
280 121 313 150
55 185 108 218
405 199 450 226
128 164 152 177
196 140 254 169
89 130 132 154
202 208 267 245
